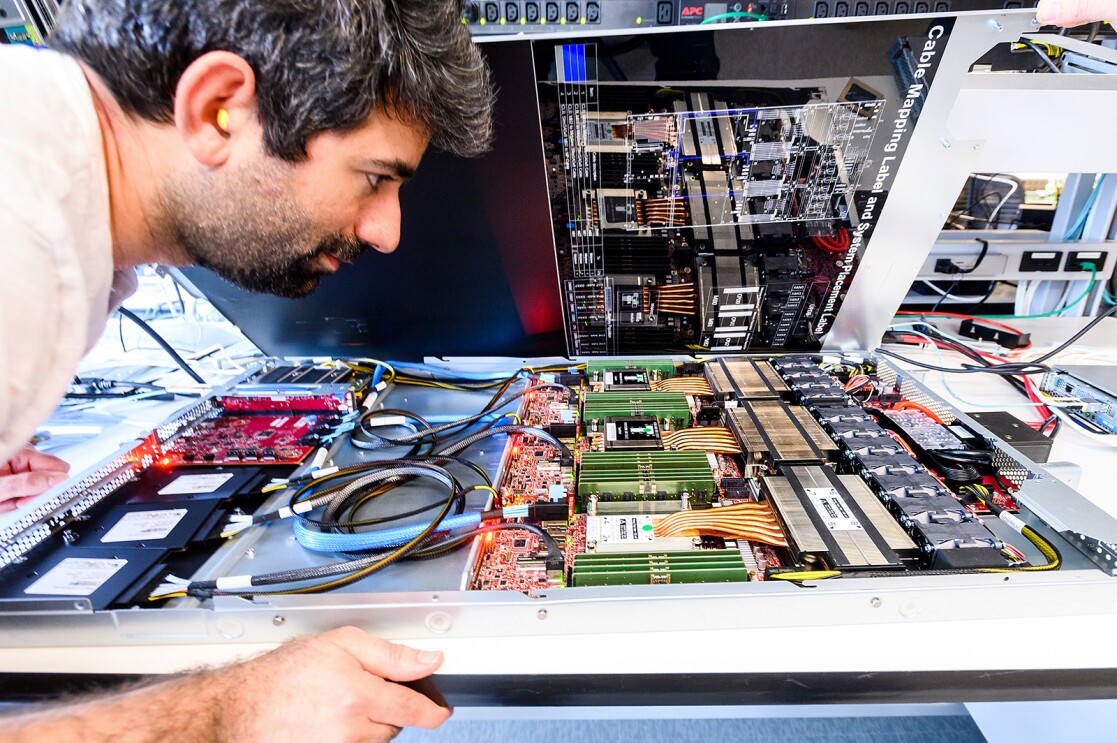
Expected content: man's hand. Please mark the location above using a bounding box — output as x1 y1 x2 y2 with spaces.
1 626 451 743
0 445 69 514
1036 0 1117 26
222 626 452 741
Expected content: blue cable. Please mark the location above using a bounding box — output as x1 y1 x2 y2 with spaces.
294 512 483 552
387 361 527 381
1063 174 1107 241
292 501 532 553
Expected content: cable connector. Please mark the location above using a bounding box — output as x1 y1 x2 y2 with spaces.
528 501 569 521
934 258 966 275
958 318 1031 350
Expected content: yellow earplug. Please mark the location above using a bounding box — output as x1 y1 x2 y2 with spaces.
216 108 230 131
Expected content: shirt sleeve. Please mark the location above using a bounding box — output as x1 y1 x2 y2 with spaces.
0 200 91 462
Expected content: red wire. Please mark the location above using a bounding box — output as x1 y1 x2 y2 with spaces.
892 400 945 424
891 333 1052 421
895 311 1030 348
811 235 848 253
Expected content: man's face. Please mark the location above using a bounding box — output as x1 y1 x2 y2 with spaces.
161 107 429 298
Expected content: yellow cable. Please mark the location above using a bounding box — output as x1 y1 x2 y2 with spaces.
769 570 842 581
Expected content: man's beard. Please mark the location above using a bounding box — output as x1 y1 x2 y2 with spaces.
188 230 368 299
159 163 370 298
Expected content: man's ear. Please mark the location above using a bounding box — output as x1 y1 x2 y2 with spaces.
173 51 258 167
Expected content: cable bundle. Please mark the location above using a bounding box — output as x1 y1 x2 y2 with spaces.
635 197 689 228
662 427 741 454
809 229 851 253
648 283 698 314
652 375 711 395
653 502 787 546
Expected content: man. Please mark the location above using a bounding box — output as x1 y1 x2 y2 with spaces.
0 0 492 739
1036 0 1117 25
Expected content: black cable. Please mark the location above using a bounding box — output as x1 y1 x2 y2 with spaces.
289 461 459 529
351 409 429 456
1039 414 1060 437
435 423 573 463
1020 39 1062 73
929 279 960 313
1030 305 1117 365
117 307 206 384
191 477 473 597
975 280 998 306
373 382 570 447
891 325 1042 400
925 239 992 310
876 348 1050 376
411 521 563 565
953 239 990 275
888 324 1066 440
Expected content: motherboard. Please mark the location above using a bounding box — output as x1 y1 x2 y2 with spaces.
541 43 885 356
0 355 1065 610
468 355 1036 594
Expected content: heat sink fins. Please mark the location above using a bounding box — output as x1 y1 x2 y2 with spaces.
726 400 838 466
705 357 790 401
762 466 916 570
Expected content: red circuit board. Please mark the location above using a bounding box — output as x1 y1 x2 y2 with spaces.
470 529 560 593
522 386 578 428
161 413 329 465
499 435 574 506
716 454 743 482
752 544 784 579
961 476 1021 515
217 395 349 413
565 515 588 578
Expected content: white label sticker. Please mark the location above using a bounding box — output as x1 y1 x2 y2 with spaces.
24 558 128 596
587 515 656 544
101 509 188 543
805 487 862 532
158 473 235 495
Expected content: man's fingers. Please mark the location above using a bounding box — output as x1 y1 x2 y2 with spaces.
322 626 445 682
0 471 68 503
6 446 70 475
365 722 403 742
362 680 452 730
1037 0 1116 26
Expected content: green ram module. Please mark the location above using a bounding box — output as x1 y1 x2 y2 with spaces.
587 359 677 381
583 391 691 428
572 550 749 586
577 450 716 500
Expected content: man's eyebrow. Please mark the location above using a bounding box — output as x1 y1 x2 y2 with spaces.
358 158 418 180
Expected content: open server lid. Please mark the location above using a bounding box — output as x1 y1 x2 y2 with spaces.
179 14 978 359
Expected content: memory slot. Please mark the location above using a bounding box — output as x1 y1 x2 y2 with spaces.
571 550 749 586
583 391 691 429
577 451 716 504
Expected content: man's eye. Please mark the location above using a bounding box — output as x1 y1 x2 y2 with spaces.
366 174 386 192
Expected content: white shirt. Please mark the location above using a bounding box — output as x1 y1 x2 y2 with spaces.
0 45 130 461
